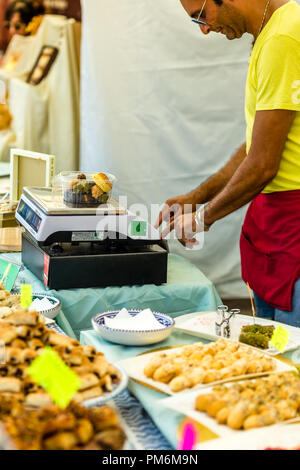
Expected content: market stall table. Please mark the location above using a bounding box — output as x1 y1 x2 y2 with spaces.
0 251 222 448
80 328 300 449
3 252 222 339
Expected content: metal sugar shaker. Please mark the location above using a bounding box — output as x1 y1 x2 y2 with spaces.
226 309 241 338
215 305 228 336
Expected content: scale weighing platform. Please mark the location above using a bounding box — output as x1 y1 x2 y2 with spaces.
16 187 168 289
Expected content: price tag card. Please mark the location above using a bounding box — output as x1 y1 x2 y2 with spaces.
27 347 81 409
178 421 197 450
270 325 290 353
0 258 20 291
20 284 32 308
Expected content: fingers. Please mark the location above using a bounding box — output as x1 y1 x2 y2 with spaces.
161 214 195 241
154 203 170 229
160 218 175 239
154 201 182 229
179 235 200 250
181 237 198 245
156 206 204 248
161 218 200 249
182 239 200 249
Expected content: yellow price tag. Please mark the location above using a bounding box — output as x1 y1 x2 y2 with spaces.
270 325 290 353
27 347 81 409
20 284 32 309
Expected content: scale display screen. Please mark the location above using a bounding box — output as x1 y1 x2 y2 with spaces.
18 200 42 232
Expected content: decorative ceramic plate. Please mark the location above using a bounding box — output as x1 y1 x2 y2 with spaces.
92 310 175 346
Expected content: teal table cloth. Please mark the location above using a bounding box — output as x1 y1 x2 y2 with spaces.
3 252 222 339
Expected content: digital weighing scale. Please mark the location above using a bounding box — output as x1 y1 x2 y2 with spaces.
16 187 168 289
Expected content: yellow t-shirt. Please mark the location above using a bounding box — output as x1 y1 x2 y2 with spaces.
245 0 300 193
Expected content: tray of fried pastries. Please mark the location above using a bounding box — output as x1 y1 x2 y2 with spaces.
118 338 296 395
0 304 128 408
159 371 300 440
0 396 127 450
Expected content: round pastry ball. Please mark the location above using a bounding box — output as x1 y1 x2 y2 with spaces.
93 173 113 193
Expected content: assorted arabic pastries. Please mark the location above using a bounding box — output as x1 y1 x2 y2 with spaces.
0 285 126 450
0 286 121 406
62 172 114 208
195 372 300 431
143 338 275 392
0 396 126 450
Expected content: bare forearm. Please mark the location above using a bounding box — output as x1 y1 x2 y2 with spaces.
204 155 275 225
187 142 247 206
203 110 296 225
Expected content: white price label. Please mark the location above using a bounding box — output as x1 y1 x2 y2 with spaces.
71 231 106 242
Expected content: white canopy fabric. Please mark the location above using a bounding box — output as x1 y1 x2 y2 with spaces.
80 0 262 298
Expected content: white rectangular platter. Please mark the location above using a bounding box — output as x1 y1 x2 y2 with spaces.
174 311 300 355
117 341 295 396
159 378 298 440
194 423 300 450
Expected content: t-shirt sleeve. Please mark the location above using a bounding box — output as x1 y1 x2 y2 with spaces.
256 34 300 111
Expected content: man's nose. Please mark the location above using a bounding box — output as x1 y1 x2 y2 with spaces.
200 24 211 34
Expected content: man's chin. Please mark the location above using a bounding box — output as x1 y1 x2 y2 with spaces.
224 31 235 40
227 30 244 40
222 28 242 40
214 27 242 40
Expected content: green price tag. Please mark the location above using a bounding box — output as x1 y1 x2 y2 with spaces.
27 347 81 409
270 325 290 353
131 221 147 237
20 284 32 308
0 258 20 291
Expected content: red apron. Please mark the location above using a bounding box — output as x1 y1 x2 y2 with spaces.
240 190 300 311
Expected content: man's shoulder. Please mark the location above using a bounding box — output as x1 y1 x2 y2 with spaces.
263 32 300 47
268 2 300 43
251 28 300 77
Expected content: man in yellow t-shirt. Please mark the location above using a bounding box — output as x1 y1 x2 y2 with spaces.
156 0 300 326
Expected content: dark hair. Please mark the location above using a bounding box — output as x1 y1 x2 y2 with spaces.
31 0 45 16
5 0 44 25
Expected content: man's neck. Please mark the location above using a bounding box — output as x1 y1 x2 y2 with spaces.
248 0 290 39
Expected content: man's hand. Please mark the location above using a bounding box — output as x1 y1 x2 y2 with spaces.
154 193 195 231
160 210 207 247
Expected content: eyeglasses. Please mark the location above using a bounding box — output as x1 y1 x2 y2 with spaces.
191 0 208 26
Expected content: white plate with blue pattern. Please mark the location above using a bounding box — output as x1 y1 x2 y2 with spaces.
31 293 61 320
92 310 175 346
